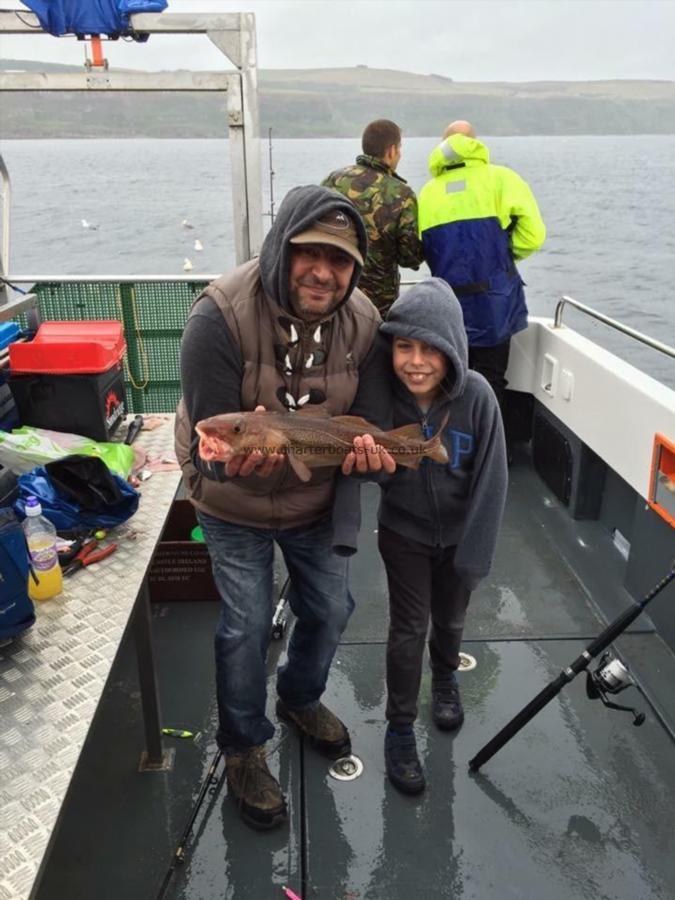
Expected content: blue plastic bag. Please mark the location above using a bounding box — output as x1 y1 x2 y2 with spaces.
0 508 35 639
14 465 139 531
22 0 167 37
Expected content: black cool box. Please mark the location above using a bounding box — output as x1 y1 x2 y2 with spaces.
8 321 127 442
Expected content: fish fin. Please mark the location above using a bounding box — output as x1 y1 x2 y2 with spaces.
332 415 375 428
423 413 449 464
287 451 313 482
387 423 425 441
424 433 449 465
266 430 292 453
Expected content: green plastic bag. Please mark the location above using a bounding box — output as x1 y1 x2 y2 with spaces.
0 426 134 478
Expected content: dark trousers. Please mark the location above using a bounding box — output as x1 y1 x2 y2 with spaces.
468 340 511 416
378 524 471 727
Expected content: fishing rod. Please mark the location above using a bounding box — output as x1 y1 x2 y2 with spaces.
155 748 225 900
469 563 675 773
264 126 276 225
155 574 291 898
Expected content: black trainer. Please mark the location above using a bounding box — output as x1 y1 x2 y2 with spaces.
432 673 464 731
384 727 426 795
225 745 288 830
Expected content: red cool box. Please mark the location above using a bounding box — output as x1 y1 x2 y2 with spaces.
8 321 127 441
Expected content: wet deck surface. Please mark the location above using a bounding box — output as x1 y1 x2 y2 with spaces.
34 468 675 900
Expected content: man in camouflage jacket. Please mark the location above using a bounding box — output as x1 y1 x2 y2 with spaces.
323 119 424 313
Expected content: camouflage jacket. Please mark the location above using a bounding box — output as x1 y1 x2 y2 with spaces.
322 155 424 311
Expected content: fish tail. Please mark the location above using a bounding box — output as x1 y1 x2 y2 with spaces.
424 433 449 465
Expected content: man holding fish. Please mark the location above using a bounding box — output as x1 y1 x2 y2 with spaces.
176 185 399 830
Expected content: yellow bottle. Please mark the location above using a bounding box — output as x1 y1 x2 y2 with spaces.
22 497 63 601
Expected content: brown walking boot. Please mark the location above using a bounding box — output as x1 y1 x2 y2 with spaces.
225 745 288 830
276 699 351 759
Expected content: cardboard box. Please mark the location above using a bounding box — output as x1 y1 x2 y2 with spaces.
148 500 219 602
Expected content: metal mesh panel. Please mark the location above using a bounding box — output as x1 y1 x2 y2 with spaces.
128 381 184 414
31 282 120 321
126 334 182 383
17 281 209 414
130 282 203 330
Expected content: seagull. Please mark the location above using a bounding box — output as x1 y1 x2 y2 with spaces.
81 218 98 230
182 218 194 230
183 258 193 271
194 239 203 251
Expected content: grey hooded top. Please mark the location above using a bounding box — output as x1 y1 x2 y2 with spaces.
378 277 508 589
259 184 368 313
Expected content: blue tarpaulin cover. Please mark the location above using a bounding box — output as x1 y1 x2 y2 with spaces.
22 0 167 37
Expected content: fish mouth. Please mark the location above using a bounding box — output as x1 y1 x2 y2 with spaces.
197 431 232 461
196 423 228 449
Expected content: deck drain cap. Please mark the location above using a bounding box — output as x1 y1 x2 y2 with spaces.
458 652 477 671
328 754 364 781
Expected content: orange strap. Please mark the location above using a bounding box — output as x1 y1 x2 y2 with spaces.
90 36 105 68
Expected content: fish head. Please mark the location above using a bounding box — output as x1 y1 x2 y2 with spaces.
195 412 284 461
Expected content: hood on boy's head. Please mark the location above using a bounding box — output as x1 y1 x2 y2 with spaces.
259 184 368 314
380 277 468 399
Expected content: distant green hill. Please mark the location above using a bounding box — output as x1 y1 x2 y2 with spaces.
2 61 674 137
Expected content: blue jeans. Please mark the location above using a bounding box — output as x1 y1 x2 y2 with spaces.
197 511 354 751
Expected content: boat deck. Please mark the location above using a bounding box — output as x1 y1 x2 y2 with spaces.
32 460 675 900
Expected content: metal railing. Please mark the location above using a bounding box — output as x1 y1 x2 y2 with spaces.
0 292 38 327
554 295 675 360
0 154 10 307
0 10 262 265
6 275 219 284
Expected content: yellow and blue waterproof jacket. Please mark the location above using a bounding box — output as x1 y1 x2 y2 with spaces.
418 134 545 346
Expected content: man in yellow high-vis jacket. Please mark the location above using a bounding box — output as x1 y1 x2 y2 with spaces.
418 120 545 416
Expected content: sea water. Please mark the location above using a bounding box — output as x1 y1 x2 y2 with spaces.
0 135 673 386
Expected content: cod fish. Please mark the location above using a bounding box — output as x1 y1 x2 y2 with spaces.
195 407 449 482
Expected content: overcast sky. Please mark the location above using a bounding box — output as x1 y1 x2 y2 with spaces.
0 0 673 81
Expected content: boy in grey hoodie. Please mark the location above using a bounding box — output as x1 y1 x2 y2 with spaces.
378 277 507 794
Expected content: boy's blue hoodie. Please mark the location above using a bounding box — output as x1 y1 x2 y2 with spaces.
378 277 508 590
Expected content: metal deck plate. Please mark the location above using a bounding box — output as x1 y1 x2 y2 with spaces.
13 459 674 900
25 606 675 899
304 643 675 900
0 417 181 900
165 733 302 900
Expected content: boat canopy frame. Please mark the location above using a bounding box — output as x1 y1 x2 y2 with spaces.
0 9 263 307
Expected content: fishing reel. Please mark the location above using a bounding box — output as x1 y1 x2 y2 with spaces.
271 577 290 640
586 651 645 726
